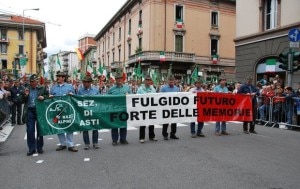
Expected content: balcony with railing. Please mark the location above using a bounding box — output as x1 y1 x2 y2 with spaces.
14 53 26 58
63 56 69 61
62 62 68 67
0 35 9 43
90 57 97 63
110 61 122 69
127 51 195 65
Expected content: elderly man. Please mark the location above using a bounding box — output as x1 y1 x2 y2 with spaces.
137 75 157 143
77 75 100 149
20 74 48 156
160 75 180 140
50 71 78 152
238 75 259 134
108 71 131 146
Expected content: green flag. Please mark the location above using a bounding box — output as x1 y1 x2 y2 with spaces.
73 68 78 79
56 54 61 69
167 64 173 78
80 72 84 80
98 63 103 75
50 70 54 81
190 65 199 83
20 57 28 66
136 62 142 79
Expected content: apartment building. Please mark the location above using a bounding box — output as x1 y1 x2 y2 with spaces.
94 0 236 83
0 14 46 78
77 34 97 75
78 33 96 54
235 0 300 88
48 51 78 81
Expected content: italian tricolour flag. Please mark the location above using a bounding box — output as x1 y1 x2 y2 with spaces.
176 19 183 28
266 59 276 72
160 51 165 62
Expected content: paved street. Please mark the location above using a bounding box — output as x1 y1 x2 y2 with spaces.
0 122 300 189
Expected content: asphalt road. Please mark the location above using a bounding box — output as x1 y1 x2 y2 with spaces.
0 122 299 189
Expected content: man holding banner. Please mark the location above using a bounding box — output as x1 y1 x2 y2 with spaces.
213 77 230 136
137 75 157 143
238 75 258 134
160 75 180 140
50 71 78 152
188 79 205 138
77 75 100 149
21 74 48 156
108 71 131 146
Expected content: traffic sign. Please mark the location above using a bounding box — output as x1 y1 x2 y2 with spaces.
290 42 299 48
289 28 300 42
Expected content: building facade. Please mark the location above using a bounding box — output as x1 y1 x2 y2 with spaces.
94 0 236 83
0 14 47 79
235 0 300 88
78 33 97 54
48 51 78 81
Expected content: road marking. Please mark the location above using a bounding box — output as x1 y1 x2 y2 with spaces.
0 125 14 142
84 158 90 162
99 129 109 133
47 137 54 140
249 133 271 138
32 153 39 157
36 160 44 164
127 127 138 130
177 123 189 127
228 121 243 124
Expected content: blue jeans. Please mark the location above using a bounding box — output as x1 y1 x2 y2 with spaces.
57 133 74 147
26 108 43 152
190 122 204 134
286 106 293 128
111 128 127 142
215 121 226 132
259 104 270 120
83 130 99 145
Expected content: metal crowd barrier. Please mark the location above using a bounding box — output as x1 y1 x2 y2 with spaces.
0 98 11 136
255 95 300 129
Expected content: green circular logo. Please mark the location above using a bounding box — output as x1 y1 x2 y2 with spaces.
45 100 76 130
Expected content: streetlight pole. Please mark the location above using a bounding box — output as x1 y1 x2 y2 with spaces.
22 8 39 76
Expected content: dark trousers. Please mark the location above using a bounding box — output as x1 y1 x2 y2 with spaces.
162 123 177 137
244 105 256 132
111 128 127 142
26 108 43 152
243 121 255 132
12 103 22 124
83 130 99 145
139 125 155 139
